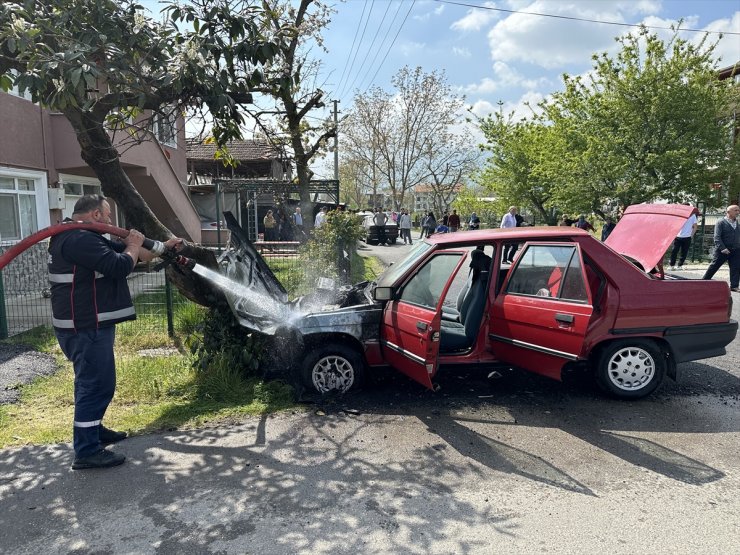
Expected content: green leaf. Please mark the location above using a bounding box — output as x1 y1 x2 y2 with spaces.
70 67 82 88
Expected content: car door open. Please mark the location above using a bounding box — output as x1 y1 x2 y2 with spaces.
381 251 466 388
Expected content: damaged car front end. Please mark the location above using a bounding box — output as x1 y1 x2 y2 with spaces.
220 212 384 392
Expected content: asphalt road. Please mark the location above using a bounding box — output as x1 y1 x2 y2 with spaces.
0 240 738 554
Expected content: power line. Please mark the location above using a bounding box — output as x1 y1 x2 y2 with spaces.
334 1 370 98
339 0 395 100
434 0 740 35
336 0 377 100
354 0 406 97
361 0 417 97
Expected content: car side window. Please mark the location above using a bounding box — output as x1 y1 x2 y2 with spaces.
506 245 588 302
400 253 463 309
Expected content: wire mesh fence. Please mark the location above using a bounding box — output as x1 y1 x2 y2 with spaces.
0 240 314 339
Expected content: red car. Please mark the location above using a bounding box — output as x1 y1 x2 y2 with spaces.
222 205 737 399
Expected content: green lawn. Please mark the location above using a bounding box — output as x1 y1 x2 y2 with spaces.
0 254 384 449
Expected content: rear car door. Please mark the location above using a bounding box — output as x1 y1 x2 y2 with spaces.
489 243 593 380
381 251 467 388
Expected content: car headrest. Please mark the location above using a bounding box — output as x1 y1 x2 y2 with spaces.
470 249 491 272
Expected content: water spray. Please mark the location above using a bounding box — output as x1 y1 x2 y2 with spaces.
0 221 194 271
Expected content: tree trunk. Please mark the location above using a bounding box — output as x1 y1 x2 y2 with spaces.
63 108 226 308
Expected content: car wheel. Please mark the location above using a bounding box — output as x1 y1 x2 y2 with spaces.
594 339 666 399
389 237 397 244
302 344 365 394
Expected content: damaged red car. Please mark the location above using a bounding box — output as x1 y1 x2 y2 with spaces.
221 204 737 399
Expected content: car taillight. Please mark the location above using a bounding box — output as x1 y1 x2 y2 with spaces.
730 293 734 319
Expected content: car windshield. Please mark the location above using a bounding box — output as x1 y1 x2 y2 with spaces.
376 241 433 287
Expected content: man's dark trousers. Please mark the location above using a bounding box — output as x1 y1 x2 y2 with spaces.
702 248 740 288
55 326 116 457
669 236 692 267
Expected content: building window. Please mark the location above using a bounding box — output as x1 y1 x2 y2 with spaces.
0 176 39 241
153 106 178 148
60 176 102 220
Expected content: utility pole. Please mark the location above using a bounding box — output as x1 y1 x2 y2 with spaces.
332 99 340 181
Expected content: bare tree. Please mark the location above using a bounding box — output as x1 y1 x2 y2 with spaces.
343 67 470 210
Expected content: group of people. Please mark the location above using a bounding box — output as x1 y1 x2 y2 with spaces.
418 209 479 239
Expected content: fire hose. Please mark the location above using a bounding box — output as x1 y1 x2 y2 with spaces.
0 221 195 272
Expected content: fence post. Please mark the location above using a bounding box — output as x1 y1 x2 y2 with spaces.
165 273 174 338
0 271 7 340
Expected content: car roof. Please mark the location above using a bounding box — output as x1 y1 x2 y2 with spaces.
425 227 590 244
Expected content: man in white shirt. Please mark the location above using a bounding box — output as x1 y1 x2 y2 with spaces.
669 209 698 270
314 206 327 227
500 206 518 263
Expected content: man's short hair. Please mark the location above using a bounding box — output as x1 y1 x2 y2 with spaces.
73 194 107 215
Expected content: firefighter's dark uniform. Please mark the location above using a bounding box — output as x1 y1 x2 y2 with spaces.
48 226 136 458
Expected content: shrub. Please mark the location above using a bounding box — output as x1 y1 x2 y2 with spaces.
299 209 364 286
187 307 266 400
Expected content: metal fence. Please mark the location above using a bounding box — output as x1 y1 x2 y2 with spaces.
0 240 310 339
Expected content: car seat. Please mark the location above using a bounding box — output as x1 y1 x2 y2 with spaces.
440 249 492 352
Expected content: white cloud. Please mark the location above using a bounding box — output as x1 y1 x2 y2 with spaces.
452 46 472 58
697 12 740 67
414 2 446 22
486 1 665 69
464 61 551 94
451 1 499 32
470 99 498 118
500 90 547 121
399 41 427 57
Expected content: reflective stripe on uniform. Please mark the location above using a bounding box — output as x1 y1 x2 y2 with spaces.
50 272 105 283
49 273 74 283
52 317 75 329
74 419 101 428
98 306 136 322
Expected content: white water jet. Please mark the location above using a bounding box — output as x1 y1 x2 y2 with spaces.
192 264 303 326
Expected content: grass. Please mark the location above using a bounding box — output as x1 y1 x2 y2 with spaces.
0 254 384 449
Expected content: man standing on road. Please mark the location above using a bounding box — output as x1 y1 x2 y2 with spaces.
49 195 183 469
374 208 388 245
702 204 740 292
448 209 460 232
669 208 698 271
500 206 518 263
398 209 412 245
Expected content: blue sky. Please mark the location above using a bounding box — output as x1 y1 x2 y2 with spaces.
138 0 739 148
320 0 740 119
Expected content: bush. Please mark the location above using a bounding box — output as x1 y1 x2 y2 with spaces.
187 307 266 400
299 209 364 286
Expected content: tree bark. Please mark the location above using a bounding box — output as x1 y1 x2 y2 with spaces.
63 108 226 308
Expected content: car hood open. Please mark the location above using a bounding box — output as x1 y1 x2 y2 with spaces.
220 212 375 335
605 204 699 271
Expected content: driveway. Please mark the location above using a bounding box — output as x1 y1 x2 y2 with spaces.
1 242 738 554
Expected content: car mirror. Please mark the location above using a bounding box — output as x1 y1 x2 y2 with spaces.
374 286 395 301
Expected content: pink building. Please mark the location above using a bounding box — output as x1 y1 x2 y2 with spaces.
0 87 202 245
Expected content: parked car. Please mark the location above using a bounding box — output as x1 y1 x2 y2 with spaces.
357 211 399 245
220 205 737 399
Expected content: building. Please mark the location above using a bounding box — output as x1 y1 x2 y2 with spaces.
186 138 292 244
0 86 202 244
412 183 463 214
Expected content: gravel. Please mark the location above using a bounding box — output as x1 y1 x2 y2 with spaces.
0 344 58 404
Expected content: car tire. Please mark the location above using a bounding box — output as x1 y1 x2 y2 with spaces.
594 339 666 399
389 237 397 244
302 344 365 394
